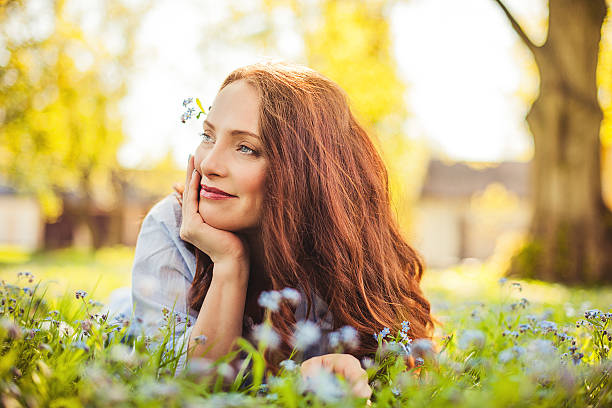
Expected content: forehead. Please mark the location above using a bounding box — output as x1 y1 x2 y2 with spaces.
207 80 260 132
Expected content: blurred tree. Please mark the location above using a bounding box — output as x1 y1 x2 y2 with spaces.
494 0 612 283
0 0 147 248
601 6 612 209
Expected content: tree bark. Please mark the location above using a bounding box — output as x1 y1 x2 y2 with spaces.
495 0 612 284
106 169 126 246
77 168 105 250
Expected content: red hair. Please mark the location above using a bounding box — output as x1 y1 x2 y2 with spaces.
188 61 434 368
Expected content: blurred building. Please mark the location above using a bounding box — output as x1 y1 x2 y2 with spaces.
0 185 43 250
413 160 531 268
42 187 157 249
0 167 182 251
43 168 182 249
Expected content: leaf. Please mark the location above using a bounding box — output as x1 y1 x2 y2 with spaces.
235 337 265 395
196 98 206 114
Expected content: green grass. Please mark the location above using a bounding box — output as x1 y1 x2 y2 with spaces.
0 246 133 303
1 249 611 407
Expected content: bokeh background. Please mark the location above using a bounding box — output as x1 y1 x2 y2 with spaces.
1 0 612 300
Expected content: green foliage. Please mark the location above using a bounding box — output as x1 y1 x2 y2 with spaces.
0 267 611 407
0 0 145 220
509 239 544 280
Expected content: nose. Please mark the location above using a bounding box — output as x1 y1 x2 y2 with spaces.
199 144 228 178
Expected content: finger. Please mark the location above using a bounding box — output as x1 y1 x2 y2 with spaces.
300 357 324 378
343 365 367 390
302 356 370 399
330 354 361 380
184 168 201 214
173 182 184 196
350 379 372 399
334 356 368 396
184 155 194 199
173 192 183 207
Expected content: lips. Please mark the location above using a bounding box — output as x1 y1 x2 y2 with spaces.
201 184 236 197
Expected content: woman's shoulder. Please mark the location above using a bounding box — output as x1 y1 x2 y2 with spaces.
135 194 196 281
144 193 183 236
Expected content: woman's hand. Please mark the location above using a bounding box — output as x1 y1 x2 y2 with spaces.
301 353 372 400
178 155 250 270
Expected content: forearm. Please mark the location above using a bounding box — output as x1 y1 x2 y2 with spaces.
187 258 249 362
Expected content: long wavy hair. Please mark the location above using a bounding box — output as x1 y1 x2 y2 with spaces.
187 61 434 368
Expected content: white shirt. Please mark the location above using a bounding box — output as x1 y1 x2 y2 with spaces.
128 194 334 374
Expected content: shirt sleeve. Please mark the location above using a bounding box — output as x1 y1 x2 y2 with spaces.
131 198 196 376
295 288 335 361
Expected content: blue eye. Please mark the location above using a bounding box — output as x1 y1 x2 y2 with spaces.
199 132 213 142
200 132 258 156
239 145 256 154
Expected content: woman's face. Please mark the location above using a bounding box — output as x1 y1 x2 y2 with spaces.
194 79 267 233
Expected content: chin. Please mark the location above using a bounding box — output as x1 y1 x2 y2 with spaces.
200 215 234 231
198 209 238 231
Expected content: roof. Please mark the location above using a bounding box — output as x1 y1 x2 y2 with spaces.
420 159 530 199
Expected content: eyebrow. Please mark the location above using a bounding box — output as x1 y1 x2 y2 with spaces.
204 120 260 140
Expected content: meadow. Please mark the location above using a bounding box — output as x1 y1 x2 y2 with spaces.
0 247 611 407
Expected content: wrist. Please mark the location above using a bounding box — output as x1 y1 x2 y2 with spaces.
210 251 248 266
204 238 247 262
212 257 250 285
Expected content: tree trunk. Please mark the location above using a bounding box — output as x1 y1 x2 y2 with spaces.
502 0 612 284
76 168 106 250
106 169 126 246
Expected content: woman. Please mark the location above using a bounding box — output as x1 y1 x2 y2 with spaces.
130 61 434 399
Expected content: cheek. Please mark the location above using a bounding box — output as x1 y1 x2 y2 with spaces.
244 170 266 196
